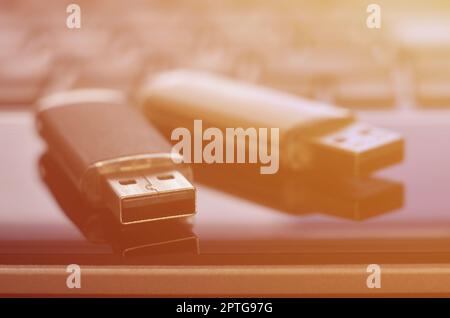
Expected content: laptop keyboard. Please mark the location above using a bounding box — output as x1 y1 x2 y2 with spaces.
1 0 450 109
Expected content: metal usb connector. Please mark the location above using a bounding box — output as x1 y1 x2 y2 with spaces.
302 122 404 176
105 170 196 224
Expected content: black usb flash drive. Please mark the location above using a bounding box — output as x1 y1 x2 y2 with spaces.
36 89 196 225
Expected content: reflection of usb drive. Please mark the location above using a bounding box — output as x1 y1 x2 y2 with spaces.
36 89 196 225
139 70 403 176
39 152 199 257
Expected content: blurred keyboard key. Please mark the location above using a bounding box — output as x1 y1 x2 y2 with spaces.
415 76 450 108
283 48 391 81
71 52 144 96
260 64 316 98
411 53 450 78
0 53 51 105
393 19 450 55
0 28 28 59
333 77 397 109
48 29 110 62
42 64 79 96
189 48 232 75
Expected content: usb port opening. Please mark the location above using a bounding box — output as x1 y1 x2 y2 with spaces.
104 170 196 225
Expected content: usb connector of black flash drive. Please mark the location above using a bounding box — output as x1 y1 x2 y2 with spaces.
104 170 195 224
36 89 196 225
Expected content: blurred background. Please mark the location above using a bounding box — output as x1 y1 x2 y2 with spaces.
1 0 450 110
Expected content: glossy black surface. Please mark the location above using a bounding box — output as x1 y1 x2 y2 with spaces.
1 111 450 265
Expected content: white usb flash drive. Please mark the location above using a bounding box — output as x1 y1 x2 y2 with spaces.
139 70 403 176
